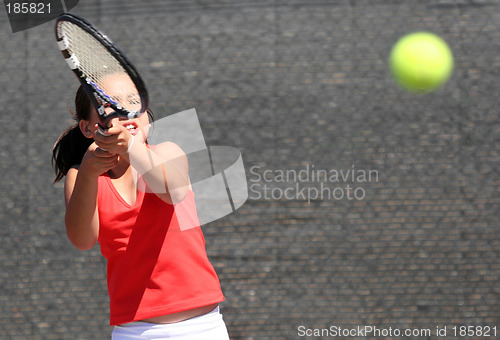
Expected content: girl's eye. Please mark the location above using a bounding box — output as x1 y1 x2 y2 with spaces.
127 94 140 104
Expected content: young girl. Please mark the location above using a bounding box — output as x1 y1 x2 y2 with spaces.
52 82 230 339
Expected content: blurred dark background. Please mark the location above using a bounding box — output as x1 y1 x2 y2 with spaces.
1 0 499 339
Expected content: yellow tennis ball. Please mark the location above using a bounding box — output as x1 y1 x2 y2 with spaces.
389 32 454 93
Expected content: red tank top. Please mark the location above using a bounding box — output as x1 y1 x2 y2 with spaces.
97 173 224 326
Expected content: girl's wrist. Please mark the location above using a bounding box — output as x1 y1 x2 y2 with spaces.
78 161 101 181
123 134 135 154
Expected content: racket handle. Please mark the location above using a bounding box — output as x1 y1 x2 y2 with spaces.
97 123 111 136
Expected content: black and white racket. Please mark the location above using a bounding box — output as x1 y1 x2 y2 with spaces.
55 13 148 132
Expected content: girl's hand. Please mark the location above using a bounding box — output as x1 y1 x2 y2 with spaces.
93 124 133 155
80 142 119 177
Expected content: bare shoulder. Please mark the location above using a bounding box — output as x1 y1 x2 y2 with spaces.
64 165 81 206
65 165 81 182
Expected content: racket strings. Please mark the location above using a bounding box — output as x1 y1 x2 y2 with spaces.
60 21 138 111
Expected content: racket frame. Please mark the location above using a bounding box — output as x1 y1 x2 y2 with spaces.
55 13 149 129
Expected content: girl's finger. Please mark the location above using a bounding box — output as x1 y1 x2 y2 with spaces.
94 146 113 157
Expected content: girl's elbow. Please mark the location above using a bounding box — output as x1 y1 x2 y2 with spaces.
65 219 98 250
170 187 189 204
68 234 98 251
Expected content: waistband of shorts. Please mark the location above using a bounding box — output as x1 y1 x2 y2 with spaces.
118 305 221 329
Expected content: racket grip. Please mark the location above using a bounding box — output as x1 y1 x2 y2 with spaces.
97 123 111 136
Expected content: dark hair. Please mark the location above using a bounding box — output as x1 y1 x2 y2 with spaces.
52 86 154 183
52 86 94 183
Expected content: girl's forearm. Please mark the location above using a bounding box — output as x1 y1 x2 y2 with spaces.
123 141 189 204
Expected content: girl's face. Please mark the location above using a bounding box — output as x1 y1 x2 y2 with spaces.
81 74 150 140
87 105 150 138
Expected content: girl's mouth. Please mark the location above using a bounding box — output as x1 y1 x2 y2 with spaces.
124 122 138 135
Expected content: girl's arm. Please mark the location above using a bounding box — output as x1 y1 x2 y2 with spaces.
124 140 189 204
64 144 118 250
95 125 190 205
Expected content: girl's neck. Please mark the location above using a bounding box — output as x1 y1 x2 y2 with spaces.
108 157 131 179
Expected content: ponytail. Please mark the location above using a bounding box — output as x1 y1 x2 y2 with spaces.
52 86 93 183
52 124 93 183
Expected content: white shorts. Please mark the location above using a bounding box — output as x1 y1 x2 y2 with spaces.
111 306 230 340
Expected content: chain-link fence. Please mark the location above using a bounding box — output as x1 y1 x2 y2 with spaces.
1 0 499 339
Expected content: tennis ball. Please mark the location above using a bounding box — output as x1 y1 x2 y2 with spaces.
389 32 454 93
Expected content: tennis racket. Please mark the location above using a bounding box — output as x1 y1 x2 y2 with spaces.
55 13 148 132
